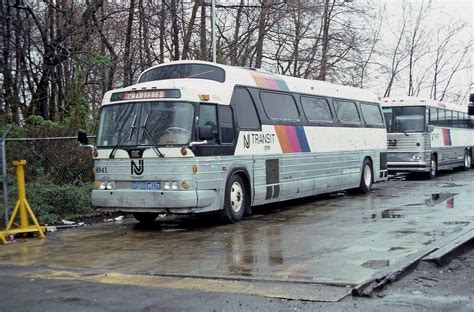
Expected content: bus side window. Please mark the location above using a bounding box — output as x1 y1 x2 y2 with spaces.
446 110 453 127
438 109 446 127
460 113 469 128
360 103 384 126
301 96 333 122
334 100 361 124
199 104 218 143
261 91 300 121
218 106 234 144
430 107 438 126
230 87 260 130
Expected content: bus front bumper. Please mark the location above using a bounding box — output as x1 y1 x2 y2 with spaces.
387 162 430 173
387 152 430 173
91 189 220 214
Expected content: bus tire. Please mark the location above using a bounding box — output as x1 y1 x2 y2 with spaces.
462 149 471 171
426 155 437 179
133 212 158 223
358 158 373 194
220 174 247 223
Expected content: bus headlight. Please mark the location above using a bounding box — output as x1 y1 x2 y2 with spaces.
171 182 179 190
411 154 423 161
99 181 107 190
164 182 171 190
106 182 115 190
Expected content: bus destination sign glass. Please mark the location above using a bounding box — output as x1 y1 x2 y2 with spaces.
111 89 181 102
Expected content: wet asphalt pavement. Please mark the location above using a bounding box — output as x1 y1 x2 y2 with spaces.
0 169 473 310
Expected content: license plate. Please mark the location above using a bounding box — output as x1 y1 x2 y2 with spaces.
132 181 160 190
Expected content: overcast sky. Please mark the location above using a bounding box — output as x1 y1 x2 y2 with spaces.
372 0 473 102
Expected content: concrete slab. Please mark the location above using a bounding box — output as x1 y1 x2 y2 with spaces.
1 170 473 301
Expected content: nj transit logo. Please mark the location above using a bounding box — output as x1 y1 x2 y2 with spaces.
131 160 144 175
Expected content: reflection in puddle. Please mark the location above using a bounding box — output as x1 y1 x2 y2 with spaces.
404 193 457 208
443 221 469 226
368 209 403 221
381 209 402 219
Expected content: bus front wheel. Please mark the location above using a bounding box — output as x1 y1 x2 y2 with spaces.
133 212 158 223
358 158 373 194
426 155 437 179
462 150 471 171
220 174 247 223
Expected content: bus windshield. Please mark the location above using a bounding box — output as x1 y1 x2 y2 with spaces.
383 106 425 133
97 101 194 147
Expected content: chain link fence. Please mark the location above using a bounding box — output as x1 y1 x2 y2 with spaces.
1 135 95 226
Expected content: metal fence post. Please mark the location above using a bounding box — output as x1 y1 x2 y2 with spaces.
2 125 13 224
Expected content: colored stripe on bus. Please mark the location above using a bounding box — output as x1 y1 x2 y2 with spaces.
295 126 310 152
275 125 310 153
442 129 452 146
248 71 289 91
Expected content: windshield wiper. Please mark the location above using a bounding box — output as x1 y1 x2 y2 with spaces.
141 114 165 158
109 114 137 159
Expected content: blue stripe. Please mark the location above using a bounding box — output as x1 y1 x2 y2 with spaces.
276 79 289 91
295 126 310 152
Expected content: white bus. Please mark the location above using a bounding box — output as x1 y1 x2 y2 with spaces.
78 61 387 223
381 97 474 178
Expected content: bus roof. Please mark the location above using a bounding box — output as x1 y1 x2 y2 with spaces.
102 61 378 106
380 96 468 114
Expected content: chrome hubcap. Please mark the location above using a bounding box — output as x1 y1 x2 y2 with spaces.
363 165 372 187
431 160 436 175
230 181 243 213
465 153 470 167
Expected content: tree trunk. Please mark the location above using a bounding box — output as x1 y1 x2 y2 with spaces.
123 0 135 87
200 2 207 61
255 0 271 68
317 0 332 81
171 0 180 60
182 0 200 60
159 0 166 63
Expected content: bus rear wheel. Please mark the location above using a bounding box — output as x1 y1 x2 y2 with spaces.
220 174 247 223
358 158 373 194
133 212 158 223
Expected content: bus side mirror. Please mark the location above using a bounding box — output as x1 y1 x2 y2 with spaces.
427 125 435 132
199 125 213 140
469 94 474 115
78 129 89 145
468 104 474 116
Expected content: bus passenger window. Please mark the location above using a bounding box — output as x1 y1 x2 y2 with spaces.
230 87 260 130
446 110 453 127
301 96 332 122
261 91 299 120
430 107 438 125
334 100 360 124
438 109 446 126
360 103 384 126
199 104 218 142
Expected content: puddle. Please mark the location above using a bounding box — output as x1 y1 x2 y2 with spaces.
443 221 469 226
389 246 408 251
366 209 403 221
381 209 402 219
440 182 467 188
361 259 389 269
404 193 457 207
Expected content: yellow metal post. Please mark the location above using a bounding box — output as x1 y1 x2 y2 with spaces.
0 160 45 244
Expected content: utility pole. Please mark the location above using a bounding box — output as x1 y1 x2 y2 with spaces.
211 0 216 62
